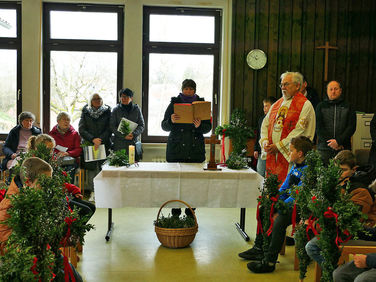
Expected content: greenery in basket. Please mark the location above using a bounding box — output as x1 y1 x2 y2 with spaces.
293 151 365 282
106 149 129 167
154 214 196 229
119 119 131 136
0 174 94 281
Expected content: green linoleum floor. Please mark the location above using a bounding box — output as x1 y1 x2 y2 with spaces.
77 207 315 281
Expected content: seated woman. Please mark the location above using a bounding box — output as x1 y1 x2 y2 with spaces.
79 93 111 199
161 79 212 216
27 134 95 224
49 112 82 183
1 111 41 172
110 88 145 161
0 157 52 254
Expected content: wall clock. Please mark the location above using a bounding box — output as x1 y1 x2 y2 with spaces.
246 49 267 70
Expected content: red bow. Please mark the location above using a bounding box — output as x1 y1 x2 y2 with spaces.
31 256 39 279
323 207 352 247
62 171 68 177
256 196 263 234
266 196 279 236
63 255 76 282
306 215 319 240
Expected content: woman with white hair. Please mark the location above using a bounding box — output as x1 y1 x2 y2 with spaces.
79 93 111 198
49 111 82 183
1 111 41 171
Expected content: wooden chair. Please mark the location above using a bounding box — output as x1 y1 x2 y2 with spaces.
61 245 78 268
313 240 376 282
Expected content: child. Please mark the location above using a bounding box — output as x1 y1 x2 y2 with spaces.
254 97 277 177
0 157 52 254
305 150 376 266
240 136 313 273
27 134 96 224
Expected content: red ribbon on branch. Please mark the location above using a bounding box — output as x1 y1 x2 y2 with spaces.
323 207 352 247
306 215 319 240
266 196 279 236
31 256 40 280
221 129 226 163
63 255 76 282
256 196 263 234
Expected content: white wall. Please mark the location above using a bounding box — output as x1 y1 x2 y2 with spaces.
17 0 232 161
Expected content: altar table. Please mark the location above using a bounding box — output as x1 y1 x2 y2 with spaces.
94 162 263 241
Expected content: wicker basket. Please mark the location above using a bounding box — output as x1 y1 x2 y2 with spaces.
154 199 198 248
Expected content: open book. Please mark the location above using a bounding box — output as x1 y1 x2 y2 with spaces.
117 117 138 135
83 144 107 162
173 101 211 124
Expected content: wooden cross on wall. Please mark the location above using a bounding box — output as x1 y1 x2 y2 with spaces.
316 41 338 81
204 134 221 171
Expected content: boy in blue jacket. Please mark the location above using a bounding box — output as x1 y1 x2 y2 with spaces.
242 136 313 273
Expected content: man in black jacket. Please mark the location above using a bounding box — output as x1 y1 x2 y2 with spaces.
316 81 356 165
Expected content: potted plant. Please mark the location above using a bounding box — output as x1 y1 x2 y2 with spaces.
215 109 255 169
154 200 198 248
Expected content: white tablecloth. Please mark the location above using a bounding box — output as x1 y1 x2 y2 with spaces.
94 162 263 208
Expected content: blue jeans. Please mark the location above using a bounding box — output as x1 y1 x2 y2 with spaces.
305 237 324 266
256 158 266 177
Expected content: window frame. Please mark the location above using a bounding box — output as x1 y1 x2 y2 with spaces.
142 6 222 143
0 2 21 139
42 3 124 133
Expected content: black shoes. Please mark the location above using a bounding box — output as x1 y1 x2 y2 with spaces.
247 260 276 273
238 246 264 260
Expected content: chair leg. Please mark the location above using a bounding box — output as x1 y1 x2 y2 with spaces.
314 262 322 282
69 246 78 268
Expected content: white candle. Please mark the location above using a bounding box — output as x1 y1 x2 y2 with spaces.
129 145 135 164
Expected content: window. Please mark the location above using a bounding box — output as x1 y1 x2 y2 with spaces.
43 3 124 132
142 7 222 142
0 3 21 137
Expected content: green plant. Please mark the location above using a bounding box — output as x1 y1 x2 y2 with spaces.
226 153 247 169
106 149 129 167
293 151 364 281
215 109 254 155
0 175 94 281
154 214 196 229
119 119 131 136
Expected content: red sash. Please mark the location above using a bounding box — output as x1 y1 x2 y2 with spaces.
266 92 307 183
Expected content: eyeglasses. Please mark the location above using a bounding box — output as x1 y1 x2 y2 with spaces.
279 82 292 88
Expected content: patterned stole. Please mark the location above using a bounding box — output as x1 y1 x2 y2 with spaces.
266 92 307 183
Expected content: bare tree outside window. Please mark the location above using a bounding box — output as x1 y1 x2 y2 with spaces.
50 51 117 130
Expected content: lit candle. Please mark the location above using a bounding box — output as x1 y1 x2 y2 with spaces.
129 145 135 164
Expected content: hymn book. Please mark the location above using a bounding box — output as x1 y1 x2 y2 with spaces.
173 101 211 124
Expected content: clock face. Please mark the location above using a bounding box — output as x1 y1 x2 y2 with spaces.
246 49 267 70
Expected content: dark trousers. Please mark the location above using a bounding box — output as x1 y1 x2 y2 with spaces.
264 209 297 263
